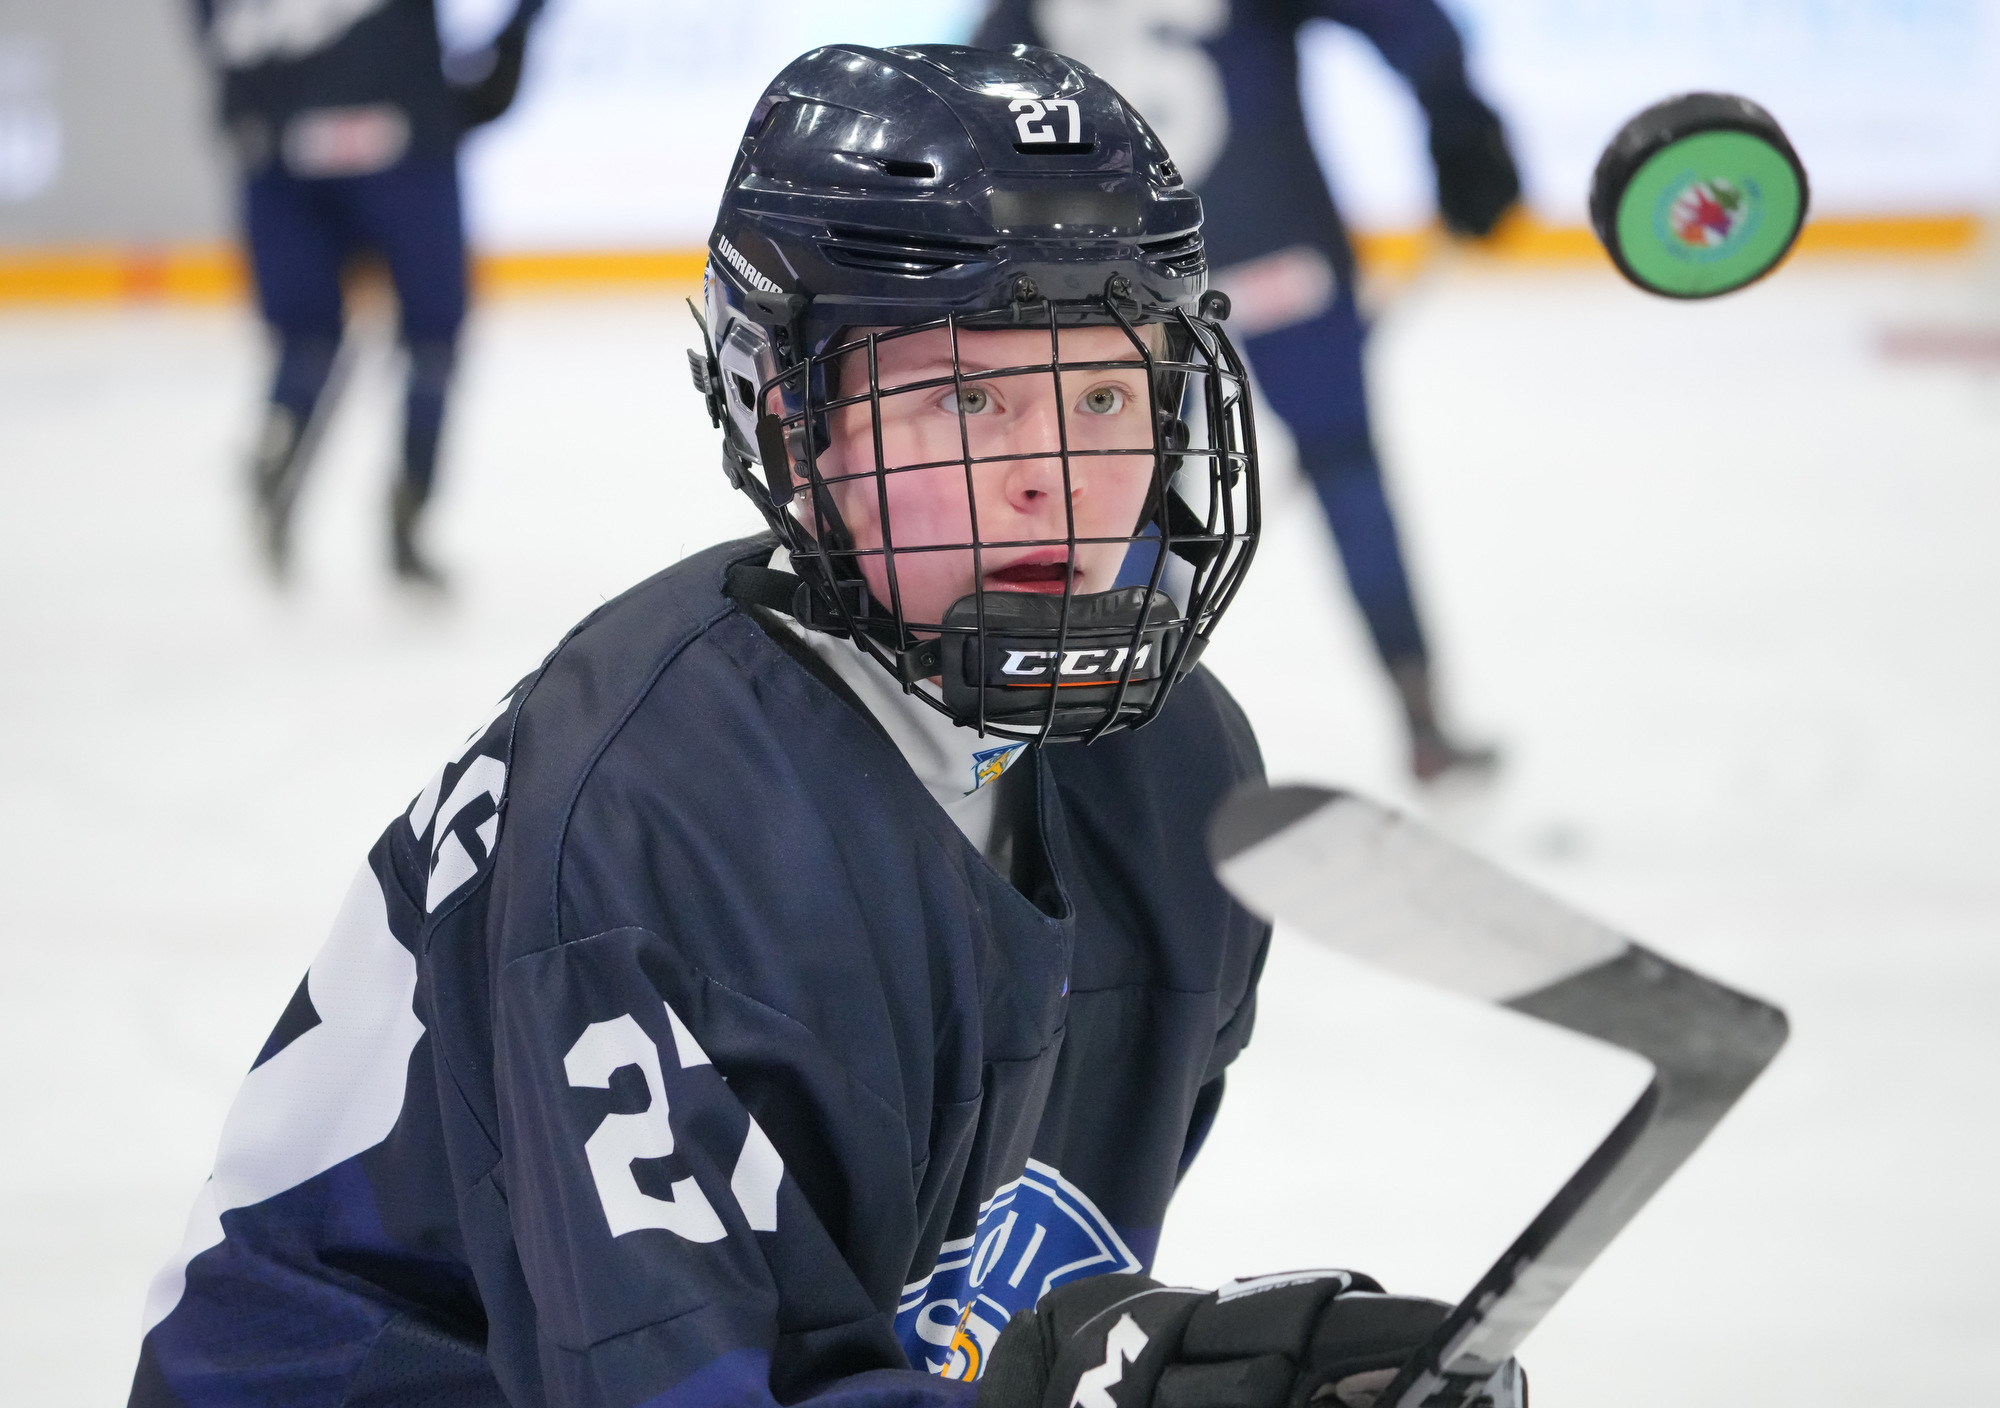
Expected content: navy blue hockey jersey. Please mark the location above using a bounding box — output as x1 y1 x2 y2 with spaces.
975 0 1490 274
131 536 1271 1408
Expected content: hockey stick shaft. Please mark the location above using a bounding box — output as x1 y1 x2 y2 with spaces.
1208 785 1787 1408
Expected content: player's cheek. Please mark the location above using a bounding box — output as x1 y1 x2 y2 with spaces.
875 393 942 472
881 488 975 620
883 464 972 552
1089 472 1143 567
821 408 872 494
821 450 882 551
1096 452 1155 523
1076 537 1125 587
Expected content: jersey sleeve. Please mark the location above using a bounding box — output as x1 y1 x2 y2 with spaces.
131 693 518 1406
130 837 469 1405
1307 0 1497 137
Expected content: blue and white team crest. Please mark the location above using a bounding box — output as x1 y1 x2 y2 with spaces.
897 1160 1142 1381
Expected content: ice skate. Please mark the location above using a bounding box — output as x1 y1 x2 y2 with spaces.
1391 658 1499 785
248 405 305 580
1409 721 1501 785
389 482 447 590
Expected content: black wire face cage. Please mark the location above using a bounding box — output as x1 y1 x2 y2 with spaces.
758 285 1260 743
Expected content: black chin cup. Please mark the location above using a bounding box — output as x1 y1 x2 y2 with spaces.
909 588 1189 737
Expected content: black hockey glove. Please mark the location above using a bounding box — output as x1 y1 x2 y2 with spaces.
978 1271 1524 1408
452 18 533 129
1429 109 1521 240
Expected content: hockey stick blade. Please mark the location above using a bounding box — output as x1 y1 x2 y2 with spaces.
1208 784 1788 1408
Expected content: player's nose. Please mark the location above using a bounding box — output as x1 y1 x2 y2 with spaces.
994 390 1088 510
997 447 1086 520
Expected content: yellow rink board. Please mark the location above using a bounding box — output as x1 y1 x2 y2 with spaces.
0 214 1982 305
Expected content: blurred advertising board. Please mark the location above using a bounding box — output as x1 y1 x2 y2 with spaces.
459 0 2000 250
0 0 1995 256
455 0 985 249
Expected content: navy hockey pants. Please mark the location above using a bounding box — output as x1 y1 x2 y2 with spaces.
1240 280 1427 667
244 156 467 500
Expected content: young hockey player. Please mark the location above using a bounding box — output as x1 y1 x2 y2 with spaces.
974 1 1517 782
192 0 544 584
130 44 1519 1408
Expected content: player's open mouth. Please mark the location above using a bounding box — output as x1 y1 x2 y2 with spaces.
983 558 1075 594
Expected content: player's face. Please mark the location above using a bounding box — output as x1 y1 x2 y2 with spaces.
813 324 1159 626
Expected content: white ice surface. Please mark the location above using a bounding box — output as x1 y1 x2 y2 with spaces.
1 260 1996 1405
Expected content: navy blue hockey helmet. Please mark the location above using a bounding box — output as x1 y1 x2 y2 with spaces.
690 43 1259 742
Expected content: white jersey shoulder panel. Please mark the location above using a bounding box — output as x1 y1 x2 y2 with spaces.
141 861 423 1332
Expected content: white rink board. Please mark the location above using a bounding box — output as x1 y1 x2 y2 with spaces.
1 258 1997 1405
1439 0 2000 220
455 0 2000 248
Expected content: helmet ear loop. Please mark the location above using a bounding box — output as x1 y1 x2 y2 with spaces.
796 385 856 558
1136 410 1192 521
806 351 920 656
1074 288 1167 743
793 404 885 637
1174 308 1257 621
797 439 858 566
763 347 879 637
1153 308 1231 697
686 298 725 430
1105 306 1197 579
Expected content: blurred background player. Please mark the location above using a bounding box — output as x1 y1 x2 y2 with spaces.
974 0 1520 782
192 0 546 586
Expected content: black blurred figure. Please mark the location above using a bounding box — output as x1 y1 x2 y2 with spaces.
192 0 545 585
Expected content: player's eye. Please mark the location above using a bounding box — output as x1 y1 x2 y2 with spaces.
1078 385 1126 415
942 386 993 415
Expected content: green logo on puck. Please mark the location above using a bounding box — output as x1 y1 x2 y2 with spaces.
1615 130 1803 297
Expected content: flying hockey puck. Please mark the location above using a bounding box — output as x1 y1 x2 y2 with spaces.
1590 93 1809 299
